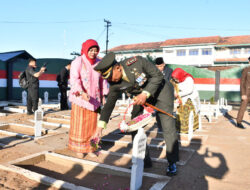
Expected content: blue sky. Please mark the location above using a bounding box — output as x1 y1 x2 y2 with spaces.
0 0 249 59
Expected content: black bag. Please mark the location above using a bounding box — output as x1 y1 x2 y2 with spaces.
18 71 29 89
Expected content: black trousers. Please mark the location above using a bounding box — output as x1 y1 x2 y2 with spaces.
59 85 69 110
131 103 179 164
27 87 39 113
155 99 179 164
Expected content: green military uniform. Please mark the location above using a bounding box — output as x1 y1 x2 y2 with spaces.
95 52 179 164
237 65 250 124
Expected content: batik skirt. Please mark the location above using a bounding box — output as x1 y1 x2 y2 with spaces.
176 98 199 134
68 103 98 153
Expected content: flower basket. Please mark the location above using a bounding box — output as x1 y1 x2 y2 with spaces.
119 104 153 133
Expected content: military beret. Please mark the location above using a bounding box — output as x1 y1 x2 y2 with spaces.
155 57 164 65
94 52 117 79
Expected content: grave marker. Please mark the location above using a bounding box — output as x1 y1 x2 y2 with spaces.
34 99 43 137
130 128 147 190
58 93 61 103
44 91 49 104
122 93 126 104
22 91 27 105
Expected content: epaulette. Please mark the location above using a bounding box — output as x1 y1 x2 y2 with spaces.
126 57 137 66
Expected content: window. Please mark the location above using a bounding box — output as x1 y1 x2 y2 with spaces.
202 48 212 55
244 48 250 54
177 49 186 56
189 49 198 56
165 50 174 53
230 48 241 55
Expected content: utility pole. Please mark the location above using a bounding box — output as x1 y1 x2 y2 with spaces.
104 19 111 54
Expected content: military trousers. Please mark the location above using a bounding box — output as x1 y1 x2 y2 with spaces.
155 97 179 164
236 96 250 123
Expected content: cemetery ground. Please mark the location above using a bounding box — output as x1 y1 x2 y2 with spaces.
0 103 249 190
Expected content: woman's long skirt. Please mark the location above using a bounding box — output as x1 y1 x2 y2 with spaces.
176 98 199 134
68 103 97 153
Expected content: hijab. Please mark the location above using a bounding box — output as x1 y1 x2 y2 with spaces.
171 68 194 82
81 39 100 65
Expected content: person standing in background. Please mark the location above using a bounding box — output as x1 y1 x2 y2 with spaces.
154 57 174 132
155 57 173 82
25 58 46 115
171 68 200 133
236 56 250 129
57 62 71 110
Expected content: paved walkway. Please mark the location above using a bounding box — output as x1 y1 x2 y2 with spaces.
165 110 250 190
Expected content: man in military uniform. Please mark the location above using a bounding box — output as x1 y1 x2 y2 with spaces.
155 57 173 82
25 58 46 115
154 57 174 132
94 52 179 176
57 62 71 110
236 56 250 129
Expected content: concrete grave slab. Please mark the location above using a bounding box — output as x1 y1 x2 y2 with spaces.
2 151 168 190
0 123 57 140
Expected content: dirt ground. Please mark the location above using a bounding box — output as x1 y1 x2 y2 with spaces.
0 106 249 190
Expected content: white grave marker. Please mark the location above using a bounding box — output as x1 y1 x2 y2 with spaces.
67 90 71 109
44 91 49 104
38 98 42 109
130 128 147 190
22 91 27 105
122 93 126 104
34 102 43 137
58 92 61 103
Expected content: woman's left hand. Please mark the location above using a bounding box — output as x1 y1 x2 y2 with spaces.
102 96 106 105
81 92 90 101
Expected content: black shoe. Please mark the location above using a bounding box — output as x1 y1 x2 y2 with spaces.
236 123 245 129
166 162 177 176
27 111 34 115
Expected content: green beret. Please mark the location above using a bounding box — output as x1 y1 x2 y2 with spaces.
94 52 116 79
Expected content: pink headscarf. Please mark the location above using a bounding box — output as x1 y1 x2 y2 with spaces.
81 39 100 65
171 68 194 82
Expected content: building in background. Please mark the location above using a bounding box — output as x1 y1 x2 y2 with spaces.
107 35 250 102
108 42 163 62
0 50 71 101
0 50 34 100
109 35 250 67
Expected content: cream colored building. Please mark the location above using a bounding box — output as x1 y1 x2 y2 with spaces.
108 35 250 66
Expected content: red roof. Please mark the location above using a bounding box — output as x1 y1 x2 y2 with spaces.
108 42 163 52
108 35 250 52
215 58 248 62
217 35 250 45
161 36 221 46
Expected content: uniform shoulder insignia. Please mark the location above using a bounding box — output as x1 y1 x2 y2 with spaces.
126 57 137 66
